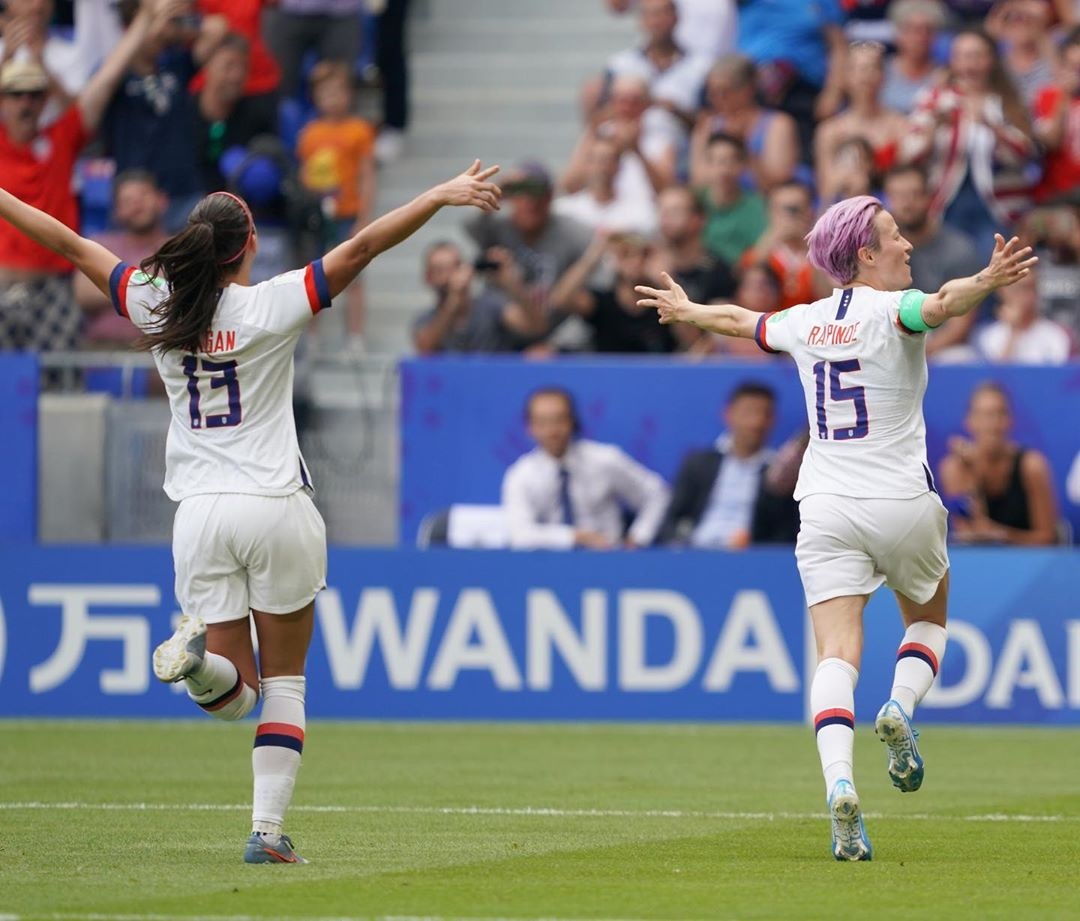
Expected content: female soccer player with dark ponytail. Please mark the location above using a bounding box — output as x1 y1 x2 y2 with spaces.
0 161 500 863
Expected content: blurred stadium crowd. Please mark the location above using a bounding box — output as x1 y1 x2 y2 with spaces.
1 0 1078 365
413 0 1080 363
3 0 1080 547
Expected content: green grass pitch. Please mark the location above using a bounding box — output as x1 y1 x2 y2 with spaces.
2 721 1079 921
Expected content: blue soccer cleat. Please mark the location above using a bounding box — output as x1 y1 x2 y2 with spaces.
828 780 872 861
244 832 307 864
152 614 207 683
875 698 924 793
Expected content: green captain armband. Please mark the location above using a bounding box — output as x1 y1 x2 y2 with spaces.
897 289 936 333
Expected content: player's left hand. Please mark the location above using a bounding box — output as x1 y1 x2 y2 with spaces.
635 272 689 324
436 160 502 212
982 234 1039 289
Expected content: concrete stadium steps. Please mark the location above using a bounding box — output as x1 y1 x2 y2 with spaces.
358 0 636 355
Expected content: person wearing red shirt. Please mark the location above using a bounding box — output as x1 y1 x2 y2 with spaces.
1033 27 1080 203
0 6 149 359
191 0 280 129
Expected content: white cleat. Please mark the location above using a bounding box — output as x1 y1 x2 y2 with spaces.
152 614 207 683
828 780 873 861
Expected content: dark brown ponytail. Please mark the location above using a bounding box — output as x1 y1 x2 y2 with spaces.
136 192 253 354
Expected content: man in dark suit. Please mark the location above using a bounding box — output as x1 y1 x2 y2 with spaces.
656 382 803 547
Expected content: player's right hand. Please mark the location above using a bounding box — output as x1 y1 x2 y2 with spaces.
635 272 690 325
982 233 1039 289
436 161 502 212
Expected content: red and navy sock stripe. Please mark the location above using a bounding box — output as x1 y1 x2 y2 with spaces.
254 721 305 754
898 642 939 676
814 708 855 734
198 674 248 713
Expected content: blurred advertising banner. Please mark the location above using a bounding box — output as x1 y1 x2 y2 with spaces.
1 546 1079 724
400 359 1080 544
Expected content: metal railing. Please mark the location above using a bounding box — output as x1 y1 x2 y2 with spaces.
36 350 401 546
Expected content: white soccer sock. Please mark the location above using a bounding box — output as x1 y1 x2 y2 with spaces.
185 653 257 721
891 622 948 717
811 657 859 797
252 676 306 839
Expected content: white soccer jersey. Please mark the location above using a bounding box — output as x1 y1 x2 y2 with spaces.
109 260 332 501
754 286 937 502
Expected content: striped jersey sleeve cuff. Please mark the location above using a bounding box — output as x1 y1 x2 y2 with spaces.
754 312 779 354
109 262 137 319
303 259 332 314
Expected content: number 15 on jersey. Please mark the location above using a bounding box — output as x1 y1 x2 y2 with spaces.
813 359 868 441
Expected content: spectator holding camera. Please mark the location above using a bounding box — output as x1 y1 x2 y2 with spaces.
502 387 669 550
464 162 592 339
412 242 547 355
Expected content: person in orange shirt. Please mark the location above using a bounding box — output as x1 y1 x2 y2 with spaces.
297 61 376 344
740 180 830 309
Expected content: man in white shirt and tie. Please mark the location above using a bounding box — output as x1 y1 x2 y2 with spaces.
502 387 670 549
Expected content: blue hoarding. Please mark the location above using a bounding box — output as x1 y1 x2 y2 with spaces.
0 353 37 541
1 545 1079 725
400 359 1080 545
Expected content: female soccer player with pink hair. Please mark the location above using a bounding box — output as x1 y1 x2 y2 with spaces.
637 196 1036 860
0 160 500 863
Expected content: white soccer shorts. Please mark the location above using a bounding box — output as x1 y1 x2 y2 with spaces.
795 491 949 607
172 490 327 623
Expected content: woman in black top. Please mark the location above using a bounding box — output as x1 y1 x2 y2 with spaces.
938 381 1059 545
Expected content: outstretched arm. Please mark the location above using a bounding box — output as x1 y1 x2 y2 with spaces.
321 160 501 299
0 188 120 297
918 234 1038 328
635 272 761 338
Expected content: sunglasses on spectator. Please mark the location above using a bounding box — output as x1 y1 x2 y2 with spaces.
2 90 47 99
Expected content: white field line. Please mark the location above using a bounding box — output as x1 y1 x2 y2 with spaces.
1 914 687 921
0 801 1073 823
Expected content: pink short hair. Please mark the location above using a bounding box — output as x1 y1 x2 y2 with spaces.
806 196 883 285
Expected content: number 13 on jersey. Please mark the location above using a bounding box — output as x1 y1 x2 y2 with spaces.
813 359 868 440
181 356 242 429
